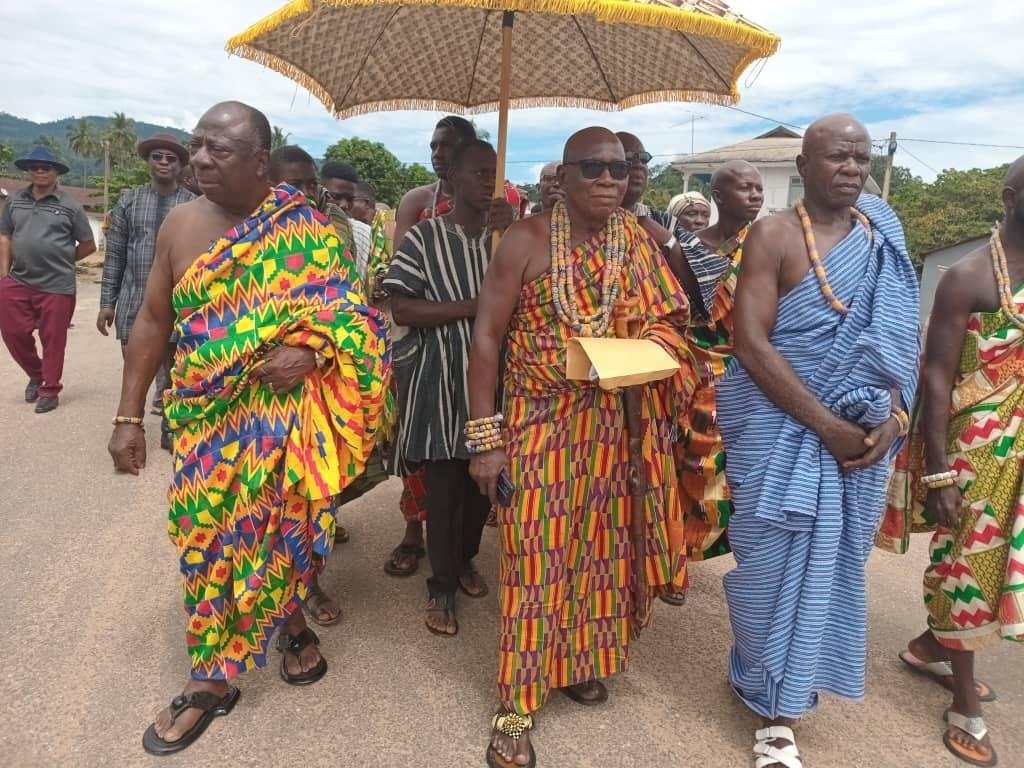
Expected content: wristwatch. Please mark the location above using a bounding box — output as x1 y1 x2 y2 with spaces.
661 234 678 252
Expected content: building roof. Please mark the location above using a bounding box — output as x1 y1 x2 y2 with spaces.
921 233 990 260
673 126 803 168
0 176 102 213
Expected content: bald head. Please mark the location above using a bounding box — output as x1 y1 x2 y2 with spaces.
1005 155 1024 191
1003 154 1024 227
802 113 870 156
797 113 872 211
539 161 562 210
711 160 759 192
199 101 272 152
558 127 627 221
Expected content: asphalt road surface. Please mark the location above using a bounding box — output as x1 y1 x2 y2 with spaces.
1 278 1020 768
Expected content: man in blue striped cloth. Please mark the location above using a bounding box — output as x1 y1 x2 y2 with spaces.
715 114 920 768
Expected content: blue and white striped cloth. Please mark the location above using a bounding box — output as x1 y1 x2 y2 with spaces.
716 194 920 719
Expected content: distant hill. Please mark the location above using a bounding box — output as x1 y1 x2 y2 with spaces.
0 113 189 179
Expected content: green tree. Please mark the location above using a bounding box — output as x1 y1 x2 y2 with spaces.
271 125 291 150
870 155 918 197
889 164 1007 266
34 134 62 158
323 136 435 206
0 142 13 175
104 112 138 169
94 161 150 202
67 118 102 187
643 164 706 210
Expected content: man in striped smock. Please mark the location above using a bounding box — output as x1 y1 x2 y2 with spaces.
716 114 920 768
383 138 500 636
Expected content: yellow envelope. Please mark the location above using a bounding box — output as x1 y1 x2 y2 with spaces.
566 337 680 391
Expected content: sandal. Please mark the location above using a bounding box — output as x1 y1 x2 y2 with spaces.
899 650 997 702
561 680 609 706
335 525 350 544
658 589 687 607
944 710 998 767
752 725 803 768
141 686 240 755
306 583 342 627
458 561 489 598
486 711 536 768
384 543 425 578
425 593 458 637
277 627 327 685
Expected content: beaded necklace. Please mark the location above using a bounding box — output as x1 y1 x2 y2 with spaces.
990 228 1024 330
549 201 627 337
795 200 872 315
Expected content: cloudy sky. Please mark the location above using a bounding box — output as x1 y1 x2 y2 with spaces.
3 0 1022 184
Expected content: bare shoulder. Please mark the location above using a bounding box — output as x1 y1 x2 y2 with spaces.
744 210 797 263
495 212 549 284
937 244 998 313
399 184 433 208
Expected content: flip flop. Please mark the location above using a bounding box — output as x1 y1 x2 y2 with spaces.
425 594 458 637
943 710 998 767
305 583 342 627
658 590 687 606
384 543 425 577
142 686 240 756
899 650 997 702
278 627 327 685
561 680 609 706
458 562 489 598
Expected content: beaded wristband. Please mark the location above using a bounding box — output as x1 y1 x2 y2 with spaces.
112 415 144 426
922 470 956 489
465 438 504 455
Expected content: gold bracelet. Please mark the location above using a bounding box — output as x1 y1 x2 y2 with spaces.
112 415 144 426
891 408 910 437
926 477 956 490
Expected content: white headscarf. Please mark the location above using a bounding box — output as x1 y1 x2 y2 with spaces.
667 191 711 219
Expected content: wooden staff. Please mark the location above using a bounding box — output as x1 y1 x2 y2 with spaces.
613 297 649 638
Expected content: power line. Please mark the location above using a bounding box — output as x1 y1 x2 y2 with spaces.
899 137 1024 150
898 144 941 176
723 105 806 132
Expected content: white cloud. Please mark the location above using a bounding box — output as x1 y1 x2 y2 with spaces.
1 0 1021 182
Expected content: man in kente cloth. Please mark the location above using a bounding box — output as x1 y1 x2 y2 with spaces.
881 157 1024 768
469 127 694 768
674 161 764 594
716 114 920 768
385 116 514 577
385 139 501 636
107 102 389 756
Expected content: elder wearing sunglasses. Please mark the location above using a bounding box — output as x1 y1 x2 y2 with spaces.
469 127 696 768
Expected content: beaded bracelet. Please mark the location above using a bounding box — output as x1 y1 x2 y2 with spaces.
112 415 144 426
921 470 957 489
465 437 504 455
465 414 503 435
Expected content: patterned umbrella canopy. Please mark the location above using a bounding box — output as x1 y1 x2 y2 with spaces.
227 0 780 118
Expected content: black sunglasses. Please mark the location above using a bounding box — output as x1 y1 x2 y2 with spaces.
563 159 630 180
27 163 54 172
626 150 652 166
149 152 180 164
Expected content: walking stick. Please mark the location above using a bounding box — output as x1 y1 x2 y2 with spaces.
613 297 649 638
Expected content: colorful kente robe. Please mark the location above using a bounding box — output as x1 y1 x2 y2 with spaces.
676 226 748 565
165 185 390 680
880 280 1024 650
497 212 696 715
716 195 920 719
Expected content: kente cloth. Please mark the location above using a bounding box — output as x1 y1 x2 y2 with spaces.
880 286 1024 651
384 218 492 469
676 226 748 564
716 195 920 719
165 184 390 680
497 212 696 716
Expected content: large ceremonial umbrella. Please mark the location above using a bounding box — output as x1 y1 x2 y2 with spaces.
227 0 779 206
227 0 778 635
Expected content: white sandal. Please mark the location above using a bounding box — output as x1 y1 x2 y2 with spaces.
753 726 803 768
944 710 998 767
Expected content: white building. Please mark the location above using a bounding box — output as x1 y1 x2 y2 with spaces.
918 234 989 322
671 126 881 221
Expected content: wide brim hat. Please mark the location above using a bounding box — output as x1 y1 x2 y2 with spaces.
137 133 188 164
15 146 70 175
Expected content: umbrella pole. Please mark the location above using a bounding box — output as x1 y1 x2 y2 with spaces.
491 10 514 253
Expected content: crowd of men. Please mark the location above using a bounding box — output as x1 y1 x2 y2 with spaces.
1 100 1021 768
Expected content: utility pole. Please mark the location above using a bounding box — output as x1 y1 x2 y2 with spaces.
881 131 897 201
103 138 110 215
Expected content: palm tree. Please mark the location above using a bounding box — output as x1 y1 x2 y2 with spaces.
271 125 291 150
67 118 101 159
104 112 138 169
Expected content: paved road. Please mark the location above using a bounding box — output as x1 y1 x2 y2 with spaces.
1 278 1021 768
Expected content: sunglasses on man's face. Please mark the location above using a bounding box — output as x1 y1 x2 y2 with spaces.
150 152 180 164
563 159 630 180
27 164 54 173
625 151 653 166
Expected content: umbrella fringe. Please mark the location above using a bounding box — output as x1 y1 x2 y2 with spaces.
228 0 780 60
